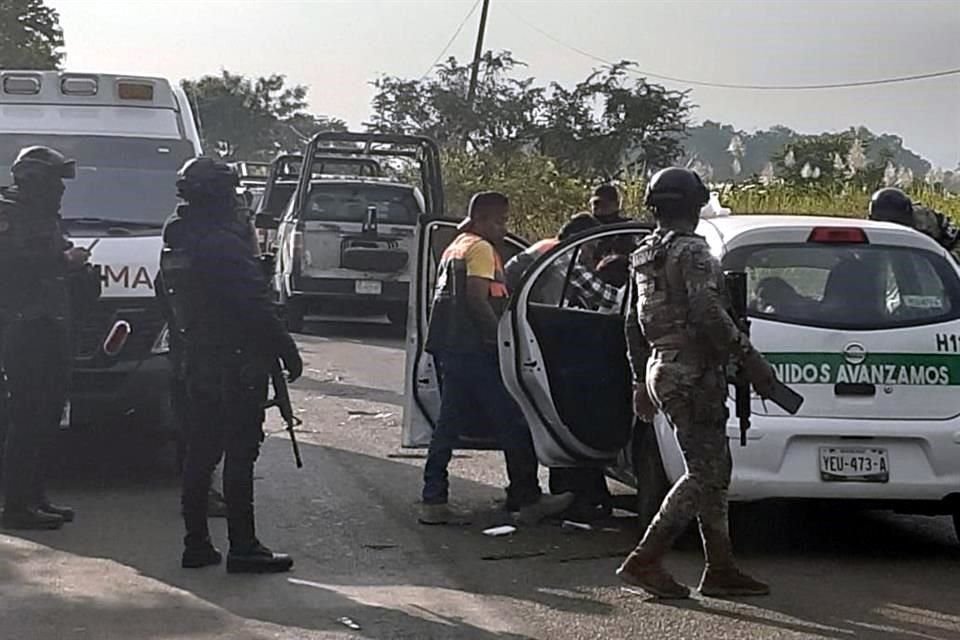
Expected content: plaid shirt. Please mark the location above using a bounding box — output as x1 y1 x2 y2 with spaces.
560 256 623 314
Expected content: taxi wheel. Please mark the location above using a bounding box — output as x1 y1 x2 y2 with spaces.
633 421 669 531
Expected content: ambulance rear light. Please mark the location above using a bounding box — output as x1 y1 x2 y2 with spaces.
3 75 41 95
117 81 154 101
103 320 131 357
61 76 98 96
807 227 868 244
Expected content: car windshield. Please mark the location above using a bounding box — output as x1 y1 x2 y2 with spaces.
304 183 419 225
0 134 195 226
725 243 960 330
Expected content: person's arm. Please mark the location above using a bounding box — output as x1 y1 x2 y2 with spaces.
678 240 774 391
568 263 622 313
624 277 649 384
466 277 500 344
192 230 295 355
463 240 502 346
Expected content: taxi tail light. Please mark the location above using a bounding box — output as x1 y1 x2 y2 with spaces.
103 320 131 357
807 227 868 244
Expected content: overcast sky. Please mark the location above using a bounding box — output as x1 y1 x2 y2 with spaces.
50 0 960 168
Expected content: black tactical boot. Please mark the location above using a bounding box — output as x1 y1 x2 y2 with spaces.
182 538 223 569
227 541 294 574
38 502 75 523
2 507 64 531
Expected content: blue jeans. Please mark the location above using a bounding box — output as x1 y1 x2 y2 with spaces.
422 350 541 507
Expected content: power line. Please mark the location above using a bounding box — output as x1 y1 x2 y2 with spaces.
511 9 960 91
419 0 483 81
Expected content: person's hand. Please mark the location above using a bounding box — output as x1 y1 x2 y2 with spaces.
744 352 776 399
280 343 303 382
633 383 656 420
64 247 91 270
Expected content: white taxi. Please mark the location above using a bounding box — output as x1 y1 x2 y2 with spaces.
403 215 960 541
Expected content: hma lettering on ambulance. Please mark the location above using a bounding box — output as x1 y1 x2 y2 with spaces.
766 353 956 386
103 265 154 290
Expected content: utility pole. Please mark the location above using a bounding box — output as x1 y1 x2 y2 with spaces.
466 0 491 110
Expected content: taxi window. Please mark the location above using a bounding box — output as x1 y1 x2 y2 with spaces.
724 244 960 330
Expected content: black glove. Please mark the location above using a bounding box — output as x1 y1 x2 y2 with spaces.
279 337 303 382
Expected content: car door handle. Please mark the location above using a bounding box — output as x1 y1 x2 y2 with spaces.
522 360 538 368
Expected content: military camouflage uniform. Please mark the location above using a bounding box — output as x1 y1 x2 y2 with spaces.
624 228 767 567
912 206 960 262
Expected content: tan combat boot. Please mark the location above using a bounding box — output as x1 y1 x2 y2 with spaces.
698 566 770 597
616 547 690 600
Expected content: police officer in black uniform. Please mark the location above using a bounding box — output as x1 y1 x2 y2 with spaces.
0 146 90 530
159 157 302 572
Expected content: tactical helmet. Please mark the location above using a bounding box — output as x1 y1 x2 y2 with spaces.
868 187 913 224
176 157 240 204
11 146 76 182
644 167 710 212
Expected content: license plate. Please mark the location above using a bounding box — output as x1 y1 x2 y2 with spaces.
355 280 382 295
819 447 889 482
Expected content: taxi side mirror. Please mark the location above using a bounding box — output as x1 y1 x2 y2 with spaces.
255 212 279 230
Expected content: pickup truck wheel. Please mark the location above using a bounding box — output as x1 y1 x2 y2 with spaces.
633 420 670 532
285 298 305 333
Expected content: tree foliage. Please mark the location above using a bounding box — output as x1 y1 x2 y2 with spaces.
683 121 933 187
181 71 346 160
0 0 64 69
368 51 691 180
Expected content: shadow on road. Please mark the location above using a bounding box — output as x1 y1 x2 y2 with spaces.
3 436 959 639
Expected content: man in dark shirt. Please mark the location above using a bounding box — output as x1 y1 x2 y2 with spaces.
590 185 634 287
419 191 574 525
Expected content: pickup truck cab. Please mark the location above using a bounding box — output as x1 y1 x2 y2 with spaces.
263 133 444 331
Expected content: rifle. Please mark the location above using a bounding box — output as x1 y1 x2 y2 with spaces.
724 271 804 447
264 359 304 468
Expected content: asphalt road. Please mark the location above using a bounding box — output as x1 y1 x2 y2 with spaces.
1 317 958 640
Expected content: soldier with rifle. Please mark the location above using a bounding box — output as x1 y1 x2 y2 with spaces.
159 157 302 573
617 167 797 599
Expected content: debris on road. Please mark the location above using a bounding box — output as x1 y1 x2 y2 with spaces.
561 520 593 531
483 525 517 537
337 616 362 631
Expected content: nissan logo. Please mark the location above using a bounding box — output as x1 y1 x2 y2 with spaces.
842 342 867 365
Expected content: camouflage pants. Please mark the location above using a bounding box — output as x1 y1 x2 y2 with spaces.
637 358 735 567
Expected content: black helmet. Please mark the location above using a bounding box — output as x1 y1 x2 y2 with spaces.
868 187 913 224
176 157 239 204
645 167 710 212
11 145 76 182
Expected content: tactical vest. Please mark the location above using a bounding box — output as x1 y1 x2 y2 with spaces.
630 229 723 358
424 232 508 354
0 193 70 324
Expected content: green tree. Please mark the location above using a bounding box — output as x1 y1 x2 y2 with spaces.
368 51 690 180
181 71 346 160
0 0 64 69
540 62 690 179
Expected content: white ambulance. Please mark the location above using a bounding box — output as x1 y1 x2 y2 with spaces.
0 71 202 437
